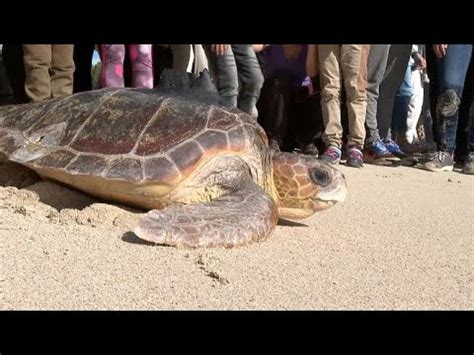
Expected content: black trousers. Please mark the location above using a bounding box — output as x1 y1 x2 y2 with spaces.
0 53 14 105
73 43 95 93
257 73 323 151
151 45 173 86
456 53 473 159
1 44 28 103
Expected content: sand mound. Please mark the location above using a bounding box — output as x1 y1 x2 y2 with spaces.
0 161 143 231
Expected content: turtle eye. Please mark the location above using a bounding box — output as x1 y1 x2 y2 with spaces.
310 168 330 187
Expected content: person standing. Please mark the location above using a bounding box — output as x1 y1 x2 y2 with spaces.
0 44 14 105
99 44 153 89
204 44 264 117
257 44 320 155
423 44 473 174
22 44 75 102
317 44 370 168
73 43 95 93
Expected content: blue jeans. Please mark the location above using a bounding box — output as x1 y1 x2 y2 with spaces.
391 63 415 135
435 44 473 154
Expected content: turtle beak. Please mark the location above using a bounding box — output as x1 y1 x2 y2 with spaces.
312 164 347 203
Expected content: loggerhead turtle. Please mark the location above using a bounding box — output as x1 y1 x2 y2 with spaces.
0 70 347 248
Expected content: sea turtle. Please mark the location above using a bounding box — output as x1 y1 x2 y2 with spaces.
0 70 347 248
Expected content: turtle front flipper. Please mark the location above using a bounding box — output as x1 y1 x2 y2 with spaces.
134 182 279 248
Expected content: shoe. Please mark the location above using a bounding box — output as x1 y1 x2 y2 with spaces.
363 139 395 165
320 146 342 164
384 139 408 159
346 146 364 168
396 135 425 155
462 153 474 175
423 151 454 172
301 143 319 157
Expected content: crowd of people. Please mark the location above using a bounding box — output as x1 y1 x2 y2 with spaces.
0 44 472 174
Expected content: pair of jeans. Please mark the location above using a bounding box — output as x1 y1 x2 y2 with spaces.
390 63 415 137
364 45 412 144
365 44 390 144
204 44 264 116
433 44 472 154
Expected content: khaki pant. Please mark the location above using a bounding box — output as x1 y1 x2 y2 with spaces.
23 45 75 102
318 44 369 148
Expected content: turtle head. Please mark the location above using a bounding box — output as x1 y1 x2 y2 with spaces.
271 151 347 219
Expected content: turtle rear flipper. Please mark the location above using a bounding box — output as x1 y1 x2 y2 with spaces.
134 182 279 248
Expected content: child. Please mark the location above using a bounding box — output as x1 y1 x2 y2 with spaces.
317 44 370 168
23 45 75 102
257 44 321 155
204 44 264 117
99 44 153 88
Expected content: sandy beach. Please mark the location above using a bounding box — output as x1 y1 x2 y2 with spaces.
1 158 472 310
